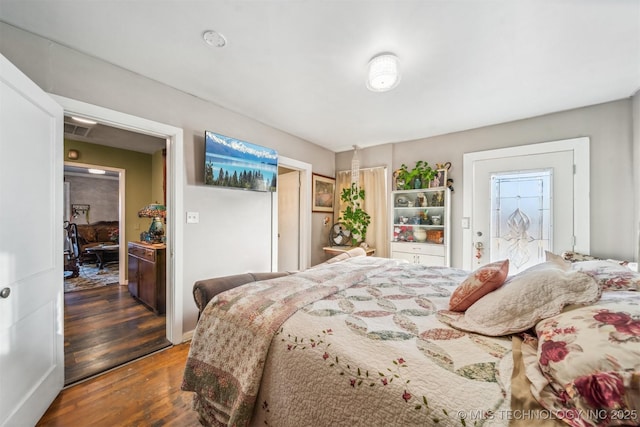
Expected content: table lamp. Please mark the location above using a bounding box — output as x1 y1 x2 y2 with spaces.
138 203 166 243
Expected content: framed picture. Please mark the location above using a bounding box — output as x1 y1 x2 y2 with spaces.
312 173 335 212
204 130 278 192
429 169 447 188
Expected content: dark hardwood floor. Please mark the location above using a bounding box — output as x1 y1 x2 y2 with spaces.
37 342 201 426
64 282 171 385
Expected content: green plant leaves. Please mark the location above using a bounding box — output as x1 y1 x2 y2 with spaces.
339 183 371 245
395 161 436 189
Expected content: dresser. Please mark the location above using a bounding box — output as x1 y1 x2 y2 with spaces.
127 242 166 315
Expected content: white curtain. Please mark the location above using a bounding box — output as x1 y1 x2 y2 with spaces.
334 167 388 257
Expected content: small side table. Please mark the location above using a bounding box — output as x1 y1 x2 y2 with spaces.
85 244 119 270
323 246 376 257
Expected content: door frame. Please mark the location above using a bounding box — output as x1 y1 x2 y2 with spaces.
63 161 126 285
273 156 312 271
462 137 590 270
51 94 185 344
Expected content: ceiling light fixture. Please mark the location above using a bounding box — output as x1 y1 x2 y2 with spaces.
71 116 97 125
88 168 106 175
366 53 400 92
203 30 227 48
67 149 79 160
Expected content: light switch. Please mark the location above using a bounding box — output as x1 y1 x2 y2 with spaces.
186 212 199 224
461 217 470 229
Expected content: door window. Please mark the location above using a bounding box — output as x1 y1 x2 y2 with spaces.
490 169 552 274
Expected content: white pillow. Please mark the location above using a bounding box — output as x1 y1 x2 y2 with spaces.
438 261 600 336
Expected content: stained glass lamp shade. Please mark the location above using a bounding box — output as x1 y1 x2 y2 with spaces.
138 203 166 243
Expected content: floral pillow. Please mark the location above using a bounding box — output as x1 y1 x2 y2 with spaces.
448 259 509 311
438 261 600 336
570 260 640 291
561 250 602 263
562 250 630 267
521 296 640 427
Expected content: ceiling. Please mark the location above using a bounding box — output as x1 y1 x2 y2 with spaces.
64 164 119 178
2 1 639 153
64 116 166 154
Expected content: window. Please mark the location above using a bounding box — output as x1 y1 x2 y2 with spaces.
490 169 552 274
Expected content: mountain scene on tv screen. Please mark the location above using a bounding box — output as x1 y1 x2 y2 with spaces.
204 131 278 192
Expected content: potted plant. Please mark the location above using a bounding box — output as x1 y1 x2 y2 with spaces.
394 161 436 189
394 164 413 190
339 183 371 246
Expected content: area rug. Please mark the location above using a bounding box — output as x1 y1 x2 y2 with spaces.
64 263 120 293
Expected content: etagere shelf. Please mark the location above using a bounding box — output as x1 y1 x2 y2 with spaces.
390 185 451 266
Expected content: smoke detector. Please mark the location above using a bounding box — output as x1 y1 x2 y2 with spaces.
203 30 227 48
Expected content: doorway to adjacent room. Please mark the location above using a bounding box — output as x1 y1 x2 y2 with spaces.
64 142 171 386
61 118 172 386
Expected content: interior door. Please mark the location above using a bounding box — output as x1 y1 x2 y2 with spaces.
277 170 300 271
0 54 64 425
470 151 574 274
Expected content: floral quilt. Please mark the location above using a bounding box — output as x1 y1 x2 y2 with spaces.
183 257 515 426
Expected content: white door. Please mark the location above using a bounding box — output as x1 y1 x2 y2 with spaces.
278 170 300 271
463 138 590 273
0 54 64 425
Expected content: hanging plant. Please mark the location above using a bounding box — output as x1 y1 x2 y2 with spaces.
339 183 371 246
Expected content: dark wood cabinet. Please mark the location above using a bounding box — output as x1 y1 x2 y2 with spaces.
127 242 166 315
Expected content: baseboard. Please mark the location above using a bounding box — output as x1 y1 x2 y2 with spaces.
182 329 194 343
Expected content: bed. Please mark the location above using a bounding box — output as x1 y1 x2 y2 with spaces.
182 251 640 427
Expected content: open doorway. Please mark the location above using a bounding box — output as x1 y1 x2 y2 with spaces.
63 162 124 286
61 116 172 385
53 94 186 348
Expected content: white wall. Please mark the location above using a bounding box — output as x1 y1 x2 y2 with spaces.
338 99 637 267
0 22 335 334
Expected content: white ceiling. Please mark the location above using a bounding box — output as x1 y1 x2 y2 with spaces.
2 1 639 153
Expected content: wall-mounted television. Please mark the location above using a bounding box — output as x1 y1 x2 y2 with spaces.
204 131 278 192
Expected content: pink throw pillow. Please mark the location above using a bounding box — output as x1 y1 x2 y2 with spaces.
449 259 509 312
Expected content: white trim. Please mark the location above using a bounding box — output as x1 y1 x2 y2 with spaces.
276 156 312 271
182 329 194 343
51 94 185 345
462 137 590 270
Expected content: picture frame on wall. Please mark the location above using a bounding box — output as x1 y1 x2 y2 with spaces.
312 173 335 212
429 169 447 188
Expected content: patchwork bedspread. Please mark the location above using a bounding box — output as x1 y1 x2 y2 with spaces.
183 257 515 426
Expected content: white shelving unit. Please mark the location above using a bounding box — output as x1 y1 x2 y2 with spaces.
390 186 451 266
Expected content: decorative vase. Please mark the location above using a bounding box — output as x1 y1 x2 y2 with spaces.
413 178 421 189
413 228 427 242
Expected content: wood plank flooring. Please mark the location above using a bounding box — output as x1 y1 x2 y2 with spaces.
64 283 171 385
37 343 201 426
